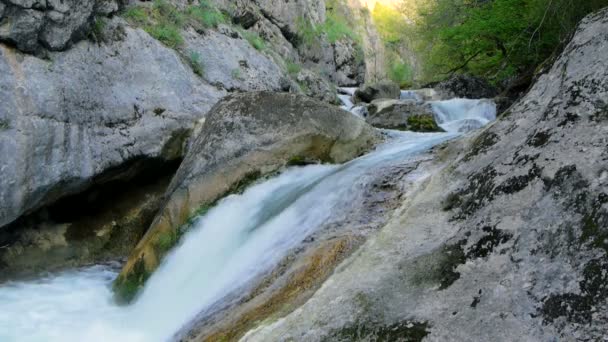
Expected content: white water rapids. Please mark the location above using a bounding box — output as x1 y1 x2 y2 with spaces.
0 96 496 342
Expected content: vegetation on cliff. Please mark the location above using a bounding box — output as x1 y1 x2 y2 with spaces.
373 0 608 85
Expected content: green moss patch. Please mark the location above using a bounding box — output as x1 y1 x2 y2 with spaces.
324 320 430 342
406 114 442 132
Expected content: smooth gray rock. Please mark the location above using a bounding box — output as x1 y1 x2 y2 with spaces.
295 68 338 104
183 26 284 92
243 8 608 341
0 19 226 228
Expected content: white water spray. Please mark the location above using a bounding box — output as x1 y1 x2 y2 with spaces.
0 98 495 342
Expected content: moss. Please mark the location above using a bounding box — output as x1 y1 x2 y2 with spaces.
466 226 512 259
450 166 498 220
409 240 467 290
494 164 542 195
89 17 107 42
464 130 499 160
406 114 442 132
442 192 462 211
324 320 430 342
526 130 552 147
541 258 608 324
286 61 302 75
113 257 151 304
231 68 243 80
0 119 9 130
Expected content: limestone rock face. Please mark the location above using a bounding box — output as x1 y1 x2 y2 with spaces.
366 99 442 132
242 8 608 341
0 19 226 229
114 92 382 302
0 0 122 53
354 80 400 103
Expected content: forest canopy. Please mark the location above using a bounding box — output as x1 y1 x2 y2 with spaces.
381 0 608 85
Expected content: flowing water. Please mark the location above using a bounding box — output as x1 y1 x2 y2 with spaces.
0 96 496 342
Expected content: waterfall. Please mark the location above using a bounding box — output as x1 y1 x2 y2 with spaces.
0 98 496 342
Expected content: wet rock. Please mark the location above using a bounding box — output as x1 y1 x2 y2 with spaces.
435 74 498 99
114 91 382 303
353 80 400 103
366 99 443 132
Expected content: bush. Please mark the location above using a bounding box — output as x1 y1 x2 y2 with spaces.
122 0 228 48
148 24 183 47
286 61 302 75
387 60 413 88
242 30 266 51
188 51 204 76
187 1 226 29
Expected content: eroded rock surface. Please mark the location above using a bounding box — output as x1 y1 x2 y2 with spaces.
0 0 122 53
241 8 608 341
0 19 226 230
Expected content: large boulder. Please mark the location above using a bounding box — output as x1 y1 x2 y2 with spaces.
366 99 443 132
114 91 382 302
353 80 400 103
435 74 498 99
242 8 608 341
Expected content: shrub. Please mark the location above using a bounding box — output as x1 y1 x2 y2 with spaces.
188 51 204 76
286 61 302 75
242 30 266 51
187 2 226 29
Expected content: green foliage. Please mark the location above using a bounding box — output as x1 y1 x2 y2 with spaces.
0 119 9 130
188 50 204 76
148 24 183 47
90 17 107 41
122 0 227 48
286 61 302 75
387 59 413 87
186 0 226 29
242 30 266 50
296 0 361 48
414 0 608 83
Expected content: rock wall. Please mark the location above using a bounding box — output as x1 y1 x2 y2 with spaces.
0 0 123 53
0 0 367 233
241 8 608 341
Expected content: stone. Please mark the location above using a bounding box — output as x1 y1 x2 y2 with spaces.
114 91 382 303
0 0 121 52
366 99 442 132
295 68 338 104
435 74 498 99
354 80 401 103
